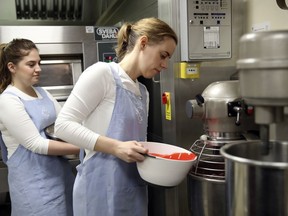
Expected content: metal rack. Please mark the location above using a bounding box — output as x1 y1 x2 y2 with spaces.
190 139 226 180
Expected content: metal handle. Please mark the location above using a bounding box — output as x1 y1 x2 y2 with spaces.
233 106 242 126
276 0 288 9
141 153 156 159
152 74 160 83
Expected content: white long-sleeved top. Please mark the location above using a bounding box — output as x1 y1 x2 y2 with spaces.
0 85 61 158
55 62 149 162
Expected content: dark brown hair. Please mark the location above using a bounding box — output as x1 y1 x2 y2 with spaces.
0 38 38 93
115 17 178 62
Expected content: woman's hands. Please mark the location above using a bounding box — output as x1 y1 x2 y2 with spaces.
94 136 148 163
113 141 148 162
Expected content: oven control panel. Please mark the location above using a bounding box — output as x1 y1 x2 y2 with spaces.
97 42 118 63
94 26 118 63
180 0 232 60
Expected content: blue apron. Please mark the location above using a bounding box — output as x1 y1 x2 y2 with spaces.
73 63 148 216
2 87 75 216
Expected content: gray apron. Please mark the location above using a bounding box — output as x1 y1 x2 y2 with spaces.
2 87 75 216
73 63 148 216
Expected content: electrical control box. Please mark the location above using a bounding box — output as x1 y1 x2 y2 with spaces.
176 62 200 79
180 0 232 61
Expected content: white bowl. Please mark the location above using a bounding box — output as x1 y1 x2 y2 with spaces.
137 142 197 187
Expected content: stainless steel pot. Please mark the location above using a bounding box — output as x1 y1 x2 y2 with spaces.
220 141 288 216
188 139 227 216
188 174 226 216
45 124 79 160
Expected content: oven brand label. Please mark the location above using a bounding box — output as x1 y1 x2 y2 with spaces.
95 27 119 40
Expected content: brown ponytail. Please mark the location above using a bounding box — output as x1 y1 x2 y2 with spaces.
115 17 178 62
115 23 133 62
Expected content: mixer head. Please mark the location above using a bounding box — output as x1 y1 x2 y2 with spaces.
186 80 257 140
237 30 288 143
237 30 288 125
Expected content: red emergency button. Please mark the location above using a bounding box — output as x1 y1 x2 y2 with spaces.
162 93 168 104
246 105 254 115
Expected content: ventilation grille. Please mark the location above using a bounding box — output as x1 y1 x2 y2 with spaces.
15 0 82 20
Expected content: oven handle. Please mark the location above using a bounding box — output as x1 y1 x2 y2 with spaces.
40 59 81 64
54 96 68 102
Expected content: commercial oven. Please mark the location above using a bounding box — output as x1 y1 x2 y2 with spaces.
37 58 82 104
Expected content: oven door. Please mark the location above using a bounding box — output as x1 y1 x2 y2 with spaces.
37 59 82 102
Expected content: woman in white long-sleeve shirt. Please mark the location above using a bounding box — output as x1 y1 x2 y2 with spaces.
0 85 61 157
55 17 178 216
0 38 79 216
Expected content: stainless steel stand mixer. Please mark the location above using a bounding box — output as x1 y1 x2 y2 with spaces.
221 30 288 216
186 80 258 216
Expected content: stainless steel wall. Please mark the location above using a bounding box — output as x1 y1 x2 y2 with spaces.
0 0 248 214
0 26 97 69
158 0 248 215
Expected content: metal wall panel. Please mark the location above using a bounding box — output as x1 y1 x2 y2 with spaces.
158 0 247 215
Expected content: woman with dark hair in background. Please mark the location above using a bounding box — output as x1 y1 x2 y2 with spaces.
55 17 178 216
0 38 79 216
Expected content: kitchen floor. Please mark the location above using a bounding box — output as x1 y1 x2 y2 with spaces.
0 190 163 216
0 204 11 216
0 193 11 216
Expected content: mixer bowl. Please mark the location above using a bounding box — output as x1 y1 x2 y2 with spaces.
220 141 288 216
136 142 197 187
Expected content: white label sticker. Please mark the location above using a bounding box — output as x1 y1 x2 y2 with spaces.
186 67 198 75
251 22 270 32
203 26 220 49
85 26 94 33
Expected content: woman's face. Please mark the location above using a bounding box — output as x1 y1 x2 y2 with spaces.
139 37 176 79
9 48 41 87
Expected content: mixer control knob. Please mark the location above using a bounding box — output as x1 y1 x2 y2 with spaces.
246 105 254 115
195 94 205 105
186 99 204 119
